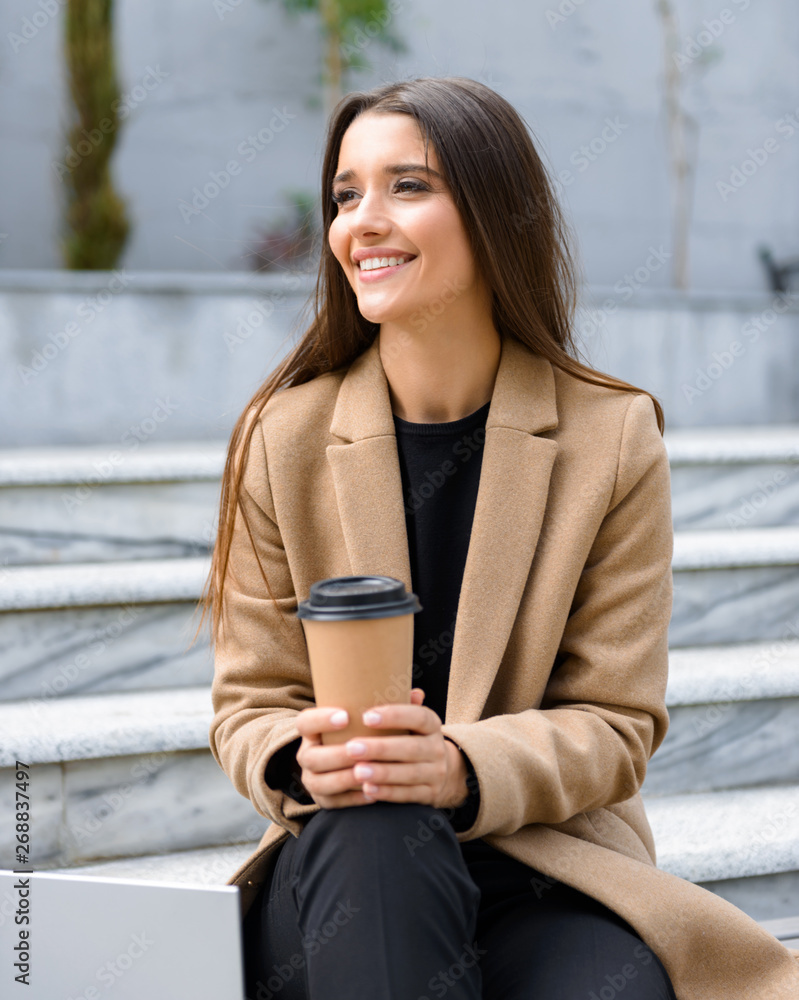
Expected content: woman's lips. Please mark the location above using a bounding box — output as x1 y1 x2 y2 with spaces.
356 257 417 283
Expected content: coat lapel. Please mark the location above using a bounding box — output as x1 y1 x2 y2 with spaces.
326 332 559 725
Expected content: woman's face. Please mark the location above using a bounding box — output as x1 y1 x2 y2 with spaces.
328 111 488 332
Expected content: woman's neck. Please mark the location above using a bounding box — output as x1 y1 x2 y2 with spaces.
379 324 502 424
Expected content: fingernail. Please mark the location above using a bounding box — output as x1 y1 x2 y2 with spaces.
331 710 348 726
363 711 381 725
354 764 374 778
346 741 366 756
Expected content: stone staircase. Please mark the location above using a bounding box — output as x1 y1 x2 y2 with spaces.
1 427 798 925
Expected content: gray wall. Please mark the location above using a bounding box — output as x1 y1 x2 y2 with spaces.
1 269 797 447
1 0 797 290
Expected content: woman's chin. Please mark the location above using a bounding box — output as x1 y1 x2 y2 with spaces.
355 301 404 326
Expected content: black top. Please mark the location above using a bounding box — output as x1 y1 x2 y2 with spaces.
265 398 490 833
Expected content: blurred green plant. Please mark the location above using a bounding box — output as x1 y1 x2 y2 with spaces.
247 188 319 272
261 0 407 114
61 0 130 269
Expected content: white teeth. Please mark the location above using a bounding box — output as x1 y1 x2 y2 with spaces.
359 255 412 271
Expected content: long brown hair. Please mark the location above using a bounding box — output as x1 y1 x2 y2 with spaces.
198 75 665 643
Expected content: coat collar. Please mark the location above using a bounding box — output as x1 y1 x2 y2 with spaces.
326 332 559 724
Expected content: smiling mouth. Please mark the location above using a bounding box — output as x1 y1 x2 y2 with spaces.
356 257 417 280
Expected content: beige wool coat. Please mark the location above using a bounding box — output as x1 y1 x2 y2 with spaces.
209 331 799 999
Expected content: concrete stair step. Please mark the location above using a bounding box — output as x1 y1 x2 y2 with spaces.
2 649 799 867
1 529 787 610
645 640 799 796
669 526 799 646
0 685 213 767
38 785 799 924
665 426 799 465
2 526 799 702
665 425 799 530
0 443 224 567
0 558 213 699
0 687 268 870
644 784 799 883
757 916 799 950
3 637 799 793
1 427 797 567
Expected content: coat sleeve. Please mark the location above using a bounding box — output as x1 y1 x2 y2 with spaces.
208 413 319 838
439 392 674 840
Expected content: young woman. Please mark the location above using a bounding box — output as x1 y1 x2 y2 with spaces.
205 77 799 1000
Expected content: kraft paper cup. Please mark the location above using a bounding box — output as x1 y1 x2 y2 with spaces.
296 576 423 746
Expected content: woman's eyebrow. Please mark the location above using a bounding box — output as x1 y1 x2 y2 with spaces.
332 163 442 185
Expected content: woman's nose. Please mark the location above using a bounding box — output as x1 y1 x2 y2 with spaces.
347 188 391 234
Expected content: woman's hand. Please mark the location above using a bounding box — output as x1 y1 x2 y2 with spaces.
294 688 470 810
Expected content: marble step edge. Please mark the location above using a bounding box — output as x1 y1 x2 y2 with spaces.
666 640 799 706
4 638 799 769
3 527 799 612
33 783 799 888
0 442 226 487
663 426 799 465
0 685 213 768
758 915 799 944
0 426 798 488
0 556 210 611
644 784 799 883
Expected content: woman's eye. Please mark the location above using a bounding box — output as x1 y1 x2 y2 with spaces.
395 180 428 193
331 180 428 205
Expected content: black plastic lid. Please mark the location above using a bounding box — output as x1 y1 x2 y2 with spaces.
296 575 422 621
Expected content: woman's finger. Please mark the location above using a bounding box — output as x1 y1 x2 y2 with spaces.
295 705 350 738
304 761 378 801
361 701 439 735
344 733 435 763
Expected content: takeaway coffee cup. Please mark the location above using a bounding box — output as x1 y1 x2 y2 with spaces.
296 576 422 745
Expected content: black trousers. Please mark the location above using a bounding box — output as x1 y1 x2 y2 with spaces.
242 802 677 1000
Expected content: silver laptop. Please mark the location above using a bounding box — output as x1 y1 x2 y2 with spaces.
0 869 246 999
